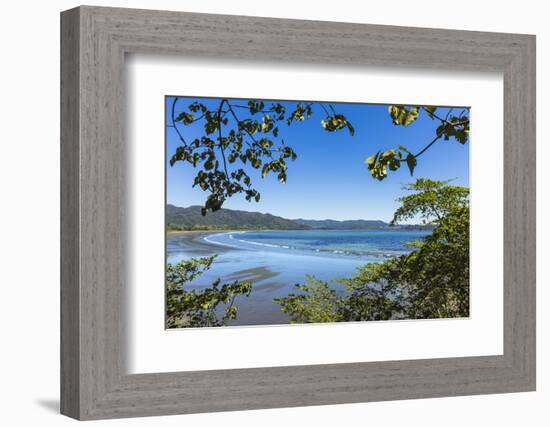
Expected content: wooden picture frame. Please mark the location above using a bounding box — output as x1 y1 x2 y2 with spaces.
60 5 536 420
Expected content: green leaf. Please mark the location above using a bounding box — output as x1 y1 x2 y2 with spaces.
365 151 380 167
389 106 419 127
204 160 214 170
406 153 417 176
248 100 264 114
321 114 354 135
455 128 469 144
175 112 195 125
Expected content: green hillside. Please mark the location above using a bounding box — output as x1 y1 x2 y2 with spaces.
166 205 309 231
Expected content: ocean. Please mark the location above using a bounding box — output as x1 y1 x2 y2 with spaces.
167 229 430 326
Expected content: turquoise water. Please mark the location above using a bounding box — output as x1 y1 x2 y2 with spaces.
205 229 428 258
167 229 430 325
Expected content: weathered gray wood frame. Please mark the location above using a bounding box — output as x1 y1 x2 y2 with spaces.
60 5 536 420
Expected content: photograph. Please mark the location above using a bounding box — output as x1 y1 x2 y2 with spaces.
49 3 537 422
165 96 470 328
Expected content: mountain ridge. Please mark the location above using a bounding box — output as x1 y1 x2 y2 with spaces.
166 204 391 231
167 205 309 230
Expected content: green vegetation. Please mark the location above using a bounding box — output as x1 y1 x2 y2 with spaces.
166 204 310 231
274 179 470 322
166 205 396 231
274 276 342 324
166 99 471 328
166 178 469 327
166 255 252 328
365 106 470 181
169 99 470 214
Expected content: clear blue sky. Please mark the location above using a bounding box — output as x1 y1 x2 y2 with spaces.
166 96 469 222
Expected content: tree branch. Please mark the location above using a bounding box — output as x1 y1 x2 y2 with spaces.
412 133 443 159
170 97 188 146
217 100 229 178
226 102 259 144
318 103 331 116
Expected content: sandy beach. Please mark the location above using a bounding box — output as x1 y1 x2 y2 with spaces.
167 230 230 254
166 230 280 285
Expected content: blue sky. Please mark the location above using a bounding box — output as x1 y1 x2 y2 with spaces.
166 96 469 222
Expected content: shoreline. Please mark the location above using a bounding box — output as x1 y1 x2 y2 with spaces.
167 230 280 285
168 228 423 260
167 229 242 255
167 229 242 235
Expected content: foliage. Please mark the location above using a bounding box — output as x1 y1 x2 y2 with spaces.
391 178 469 225
167 96 472 325
169 98 353 215
273 276 342 324
389 105 419 126
169 98 470 212
365 106 470 181
274 179 470 322
166 255 252 328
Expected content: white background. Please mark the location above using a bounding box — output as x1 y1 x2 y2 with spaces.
128 57 503 373
0 0 546 426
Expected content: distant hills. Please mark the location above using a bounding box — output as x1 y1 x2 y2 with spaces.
166 205 308 231
166 205 395 231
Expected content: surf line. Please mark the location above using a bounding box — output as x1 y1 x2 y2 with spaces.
203 231 246 249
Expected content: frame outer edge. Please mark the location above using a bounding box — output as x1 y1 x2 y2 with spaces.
60 6 537 420
502 34 536 390
60 6 82 420
520 34 536 389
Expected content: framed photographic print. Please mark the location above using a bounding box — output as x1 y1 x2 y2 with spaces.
61 6 536 420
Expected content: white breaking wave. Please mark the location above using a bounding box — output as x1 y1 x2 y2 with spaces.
234 238 282 248
203 232 245 249
204 232 291 250
193 229 424 260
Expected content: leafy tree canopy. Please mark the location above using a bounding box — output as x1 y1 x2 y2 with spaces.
168 98 470 214
169 98 353 215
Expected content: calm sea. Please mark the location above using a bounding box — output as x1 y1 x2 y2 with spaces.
167 229 430 325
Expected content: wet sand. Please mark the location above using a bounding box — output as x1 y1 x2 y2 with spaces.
167 230 279 284
167 230 289 325
167 230 233 255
